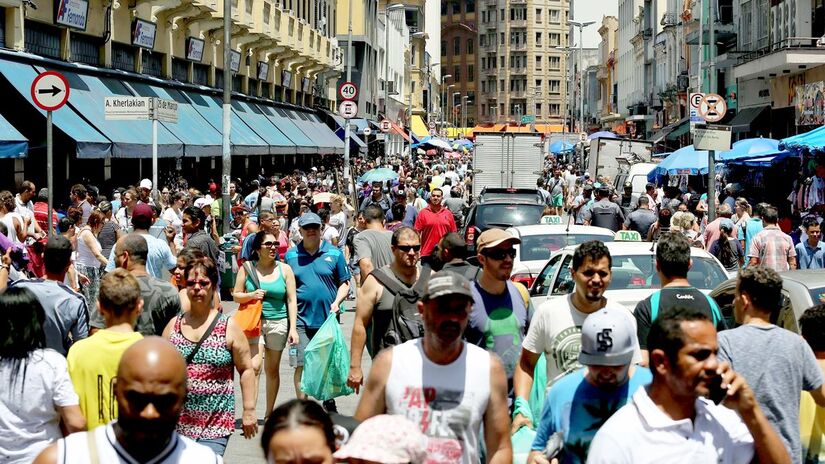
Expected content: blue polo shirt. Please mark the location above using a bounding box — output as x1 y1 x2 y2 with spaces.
284 241 351 329
795 240 825 269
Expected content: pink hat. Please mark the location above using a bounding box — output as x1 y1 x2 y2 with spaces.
332 415 428 464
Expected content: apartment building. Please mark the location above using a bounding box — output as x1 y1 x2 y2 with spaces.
476 0 570 124
441 0 477 127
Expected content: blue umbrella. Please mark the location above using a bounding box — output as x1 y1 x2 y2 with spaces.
549 140 575 155
717 138 782 161
358 168 400 183
587 131 618 141
647 145 711 183
454 139 474 148
779 125 825 152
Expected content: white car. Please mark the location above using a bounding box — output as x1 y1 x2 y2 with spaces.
528 241 730 311
505 224 616 289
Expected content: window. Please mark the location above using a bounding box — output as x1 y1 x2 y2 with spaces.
535 8 542 22
468 65 474 81
263 2 271 23
535 103 541 114
535 79 542 90
550 103 560 115
245 0 253 14
549 9 560 23
466 0 474 13
549 55 560 70
549 33 560 46
467 39 474 54
535 32 542 46
454 65 460 81
535 55 542 69
441 40 447 55
549 80 560 93
500 56 504 67
454 37 461 55
451 0 460 15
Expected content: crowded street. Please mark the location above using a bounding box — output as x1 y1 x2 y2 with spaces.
2 0 825 462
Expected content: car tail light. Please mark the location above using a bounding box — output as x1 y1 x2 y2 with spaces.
511 273 535 289
465 226 476 245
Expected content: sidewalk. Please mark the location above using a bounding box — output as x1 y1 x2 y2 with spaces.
224 300 369 462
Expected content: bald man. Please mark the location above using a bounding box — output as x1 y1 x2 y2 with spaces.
35 337 221 463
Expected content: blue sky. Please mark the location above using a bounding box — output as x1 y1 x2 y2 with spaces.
572 0 619 48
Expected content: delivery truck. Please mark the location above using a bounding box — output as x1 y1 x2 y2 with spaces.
472 133 544 197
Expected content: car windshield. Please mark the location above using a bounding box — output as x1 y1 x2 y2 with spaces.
809 287 825 306
477 204 544 230
519 234 615 261
610 255 729 290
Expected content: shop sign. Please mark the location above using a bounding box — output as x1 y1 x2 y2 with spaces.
131 19 157 49
186 37 205 62
795 80 825 126
55 0 89 30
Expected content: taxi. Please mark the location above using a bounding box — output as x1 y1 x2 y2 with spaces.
505 217 615 289
528 231 730 310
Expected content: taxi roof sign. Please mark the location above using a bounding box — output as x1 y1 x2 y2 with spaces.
540 215 563 225
614 230 642 242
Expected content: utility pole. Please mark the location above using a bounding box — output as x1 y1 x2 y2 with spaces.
221 0 231 235
343 0 354 192
707 0 717 221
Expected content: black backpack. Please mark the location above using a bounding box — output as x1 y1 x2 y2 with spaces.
371 267 432 350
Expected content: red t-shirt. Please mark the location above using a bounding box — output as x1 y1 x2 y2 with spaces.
414 206 457 257
33 202 58 232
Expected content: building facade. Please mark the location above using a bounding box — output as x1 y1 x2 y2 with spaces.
476 0 570 124
596 15 621 128
440 0 477 128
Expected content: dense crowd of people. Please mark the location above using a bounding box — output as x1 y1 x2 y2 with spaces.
0 149 823 464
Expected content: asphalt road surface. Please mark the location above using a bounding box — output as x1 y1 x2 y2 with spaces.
223 300 367 462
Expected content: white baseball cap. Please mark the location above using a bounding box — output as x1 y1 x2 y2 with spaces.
139 179 152 190
578 307 636 367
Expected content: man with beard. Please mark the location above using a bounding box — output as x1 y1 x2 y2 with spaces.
587 308 790 464
35 337 221 463
512 241 640 432
527 307 653 463
355 271 512 464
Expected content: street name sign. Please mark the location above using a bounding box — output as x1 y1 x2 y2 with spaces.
31 71 70 111
693 124 732 152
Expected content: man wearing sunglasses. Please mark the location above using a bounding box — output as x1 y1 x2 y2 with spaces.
355 271 512 464
467 229 534 397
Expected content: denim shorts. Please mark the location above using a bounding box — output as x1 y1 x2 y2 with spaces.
295 326 320 367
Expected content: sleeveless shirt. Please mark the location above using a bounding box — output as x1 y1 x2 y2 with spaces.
385 339 491 464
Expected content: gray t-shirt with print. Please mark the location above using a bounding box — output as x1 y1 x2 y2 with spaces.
718 324 824 464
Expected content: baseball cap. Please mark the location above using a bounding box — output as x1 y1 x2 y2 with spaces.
139 179 152 190
298 212 323 227
333 415 427 464
476 229 521 254
194 197 212 209
719 218 735 233
132 204 154 222
578 307 636 367
423 271 473 301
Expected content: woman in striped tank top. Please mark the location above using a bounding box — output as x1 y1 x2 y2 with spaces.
162 256 258 456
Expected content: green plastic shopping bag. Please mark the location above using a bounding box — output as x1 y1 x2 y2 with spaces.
300 314 355 401
511 426 537 464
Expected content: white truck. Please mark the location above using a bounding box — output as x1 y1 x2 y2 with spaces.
587 137 655 183
472 133 544 197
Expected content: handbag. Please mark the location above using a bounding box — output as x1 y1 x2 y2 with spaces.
233 261 263 338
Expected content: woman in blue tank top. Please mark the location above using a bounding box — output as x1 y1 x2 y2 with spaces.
232 231 299 419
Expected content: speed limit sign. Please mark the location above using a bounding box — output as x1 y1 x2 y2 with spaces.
339 82 358 101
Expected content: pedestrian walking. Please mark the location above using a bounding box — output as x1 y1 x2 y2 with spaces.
353 205 393 282
748 205 797 271
74 210 108 308
414 187 457 267
795 216 824 269
260 399 336 464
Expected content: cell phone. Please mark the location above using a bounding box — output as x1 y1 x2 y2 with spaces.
707 375 728 404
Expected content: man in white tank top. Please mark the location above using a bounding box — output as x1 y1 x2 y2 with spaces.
355 271 512 464
34 337 221 464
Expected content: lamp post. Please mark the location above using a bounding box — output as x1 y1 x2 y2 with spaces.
567 20 595 135
444 83 455 136
461 96 472 138
342 0 355 196
452 91 461 137
382 3 405 158
439 74 452 136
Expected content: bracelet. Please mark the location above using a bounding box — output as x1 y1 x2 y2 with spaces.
0 264 9 271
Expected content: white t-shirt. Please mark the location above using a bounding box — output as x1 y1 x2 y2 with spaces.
322 224 339 244
522 295 641 388
14 195 36 235
162 207 184 249
58 422 222 463
0 349 79 463
0 212 23 244
329 211 347 245
587 388 754 464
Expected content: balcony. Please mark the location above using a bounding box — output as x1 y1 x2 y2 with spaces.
485 0 497 6
510 67 527 76
660 12 678 28
596 64 609 80
510 42 526 51
510 89 526 98
733 37 825 80
484 67 498 76
685 23 737 46
510 19 527 28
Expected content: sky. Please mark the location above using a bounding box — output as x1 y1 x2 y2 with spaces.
571 0 619 48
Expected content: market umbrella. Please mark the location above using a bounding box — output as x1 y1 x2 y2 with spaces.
587 131 618 141
312 192 333 204
549 140 575 155
647 145 711 183
717 138 782 161
420 136 454 151
454 139 474 148
358 168 400 183
779 125 825 152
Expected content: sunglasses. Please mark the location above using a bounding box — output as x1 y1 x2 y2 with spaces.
301 224 321 230
262 241 279 248
396 244 421 253
186 279 212 288
482 248 516 260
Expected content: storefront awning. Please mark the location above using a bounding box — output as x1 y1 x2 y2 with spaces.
725 152 795 167
182 91 268 156
666 119 691 141
411 115 429 138
0 59 111 158
286 109 344 155
0 113 28 159
728 106 769 134
264 106 318 154
231 100 296 155
651 117 689 143
126 82 223 158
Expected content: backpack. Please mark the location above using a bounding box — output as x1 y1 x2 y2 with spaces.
590 203 623 232
650 289 722 326
371 266 432 350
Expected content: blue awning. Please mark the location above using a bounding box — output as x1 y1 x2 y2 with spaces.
287 109 344 154
181 91 268 156
231 100 296 155
126 81 223 158
0 113 28 159
726 152 796 167
261 105 318 154
0 59 111 158
38 67 183 158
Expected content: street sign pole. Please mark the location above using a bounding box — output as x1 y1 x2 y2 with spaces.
47 111 53 236
708 150 716 222
222 0 232 236
152 101 158 203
